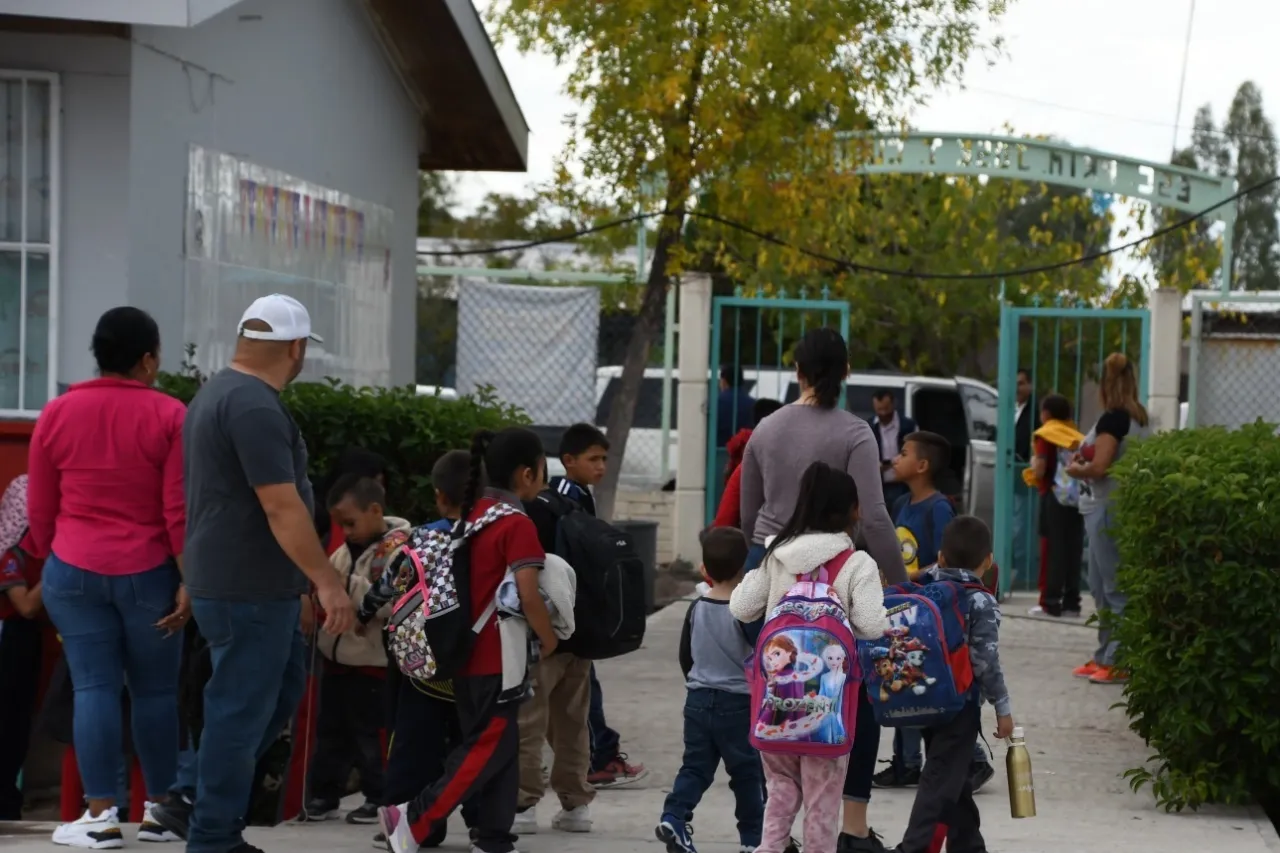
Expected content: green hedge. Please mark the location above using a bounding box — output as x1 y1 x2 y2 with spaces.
1111 422 1280 812
157 350 527 523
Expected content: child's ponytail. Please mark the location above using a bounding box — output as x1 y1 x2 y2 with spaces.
456 429 493 539
764 461 860 562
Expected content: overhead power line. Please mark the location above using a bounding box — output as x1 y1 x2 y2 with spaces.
420 174 1278 281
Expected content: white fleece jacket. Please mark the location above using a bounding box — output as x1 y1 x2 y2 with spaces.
729 532 888 640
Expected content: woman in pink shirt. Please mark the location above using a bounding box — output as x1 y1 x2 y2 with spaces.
27 307 189 848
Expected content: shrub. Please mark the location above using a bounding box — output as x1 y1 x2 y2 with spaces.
1111 422 1280 812
157 346 529 523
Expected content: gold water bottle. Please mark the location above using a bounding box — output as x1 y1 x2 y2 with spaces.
1006 726 1036 818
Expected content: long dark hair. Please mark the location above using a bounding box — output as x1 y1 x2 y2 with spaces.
765 461 860 561
794 327 849 409
457 427 545 537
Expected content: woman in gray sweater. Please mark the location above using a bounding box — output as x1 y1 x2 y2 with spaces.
737 326 905 853
739 328 907 585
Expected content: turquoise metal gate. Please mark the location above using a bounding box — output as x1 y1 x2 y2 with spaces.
706 288 851 523
993 296 1150 600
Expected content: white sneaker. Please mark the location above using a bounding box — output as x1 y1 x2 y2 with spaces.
138 801 180 843
551 804 592 833
376 803 416 853
513 807 538 835
53 807 124 849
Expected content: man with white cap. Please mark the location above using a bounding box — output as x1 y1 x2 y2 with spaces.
170 294 355 853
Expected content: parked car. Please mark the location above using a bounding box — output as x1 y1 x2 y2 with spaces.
415 384 459 401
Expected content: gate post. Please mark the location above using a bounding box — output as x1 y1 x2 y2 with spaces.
673 273 712 564
1147 287 1182 432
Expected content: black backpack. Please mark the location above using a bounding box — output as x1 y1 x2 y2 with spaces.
536 490 646 659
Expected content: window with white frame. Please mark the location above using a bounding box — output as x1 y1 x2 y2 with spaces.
0 72 57 416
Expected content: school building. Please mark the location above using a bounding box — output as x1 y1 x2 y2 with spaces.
0 0 528 485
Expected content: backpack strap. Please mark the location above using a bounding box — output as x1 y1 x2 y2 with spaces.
802 548 854 585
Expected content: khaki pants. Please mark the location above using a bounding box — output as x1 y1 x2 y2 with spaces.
517 652 595 810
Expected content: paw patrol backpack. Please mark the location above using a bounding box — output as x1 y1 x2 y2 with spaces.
858 578 987 727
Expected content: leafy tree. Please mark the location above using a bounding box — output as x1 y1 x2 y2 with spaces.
708 168 1114 379
1155 83 1280 291
489 0 1008 518
418 172 458 237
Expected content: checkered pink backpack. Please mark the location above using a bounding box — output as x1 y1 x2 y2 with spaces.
385 502 518 681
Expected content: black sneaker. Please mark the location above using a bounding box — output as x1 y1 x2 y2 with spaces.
346 801 380 825
969 760 996 794
301 797 341 822
838 828 887 853
148 797 192 841
228 844 265 853
871 760 921 788
784 837 803 853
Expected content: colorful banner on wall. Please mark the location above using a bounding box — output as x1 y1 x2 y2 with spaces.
183 145 395 388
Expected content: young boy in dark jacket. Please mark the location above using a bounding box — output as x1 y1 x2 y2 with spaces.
525 423 647 789
894 516 1013 853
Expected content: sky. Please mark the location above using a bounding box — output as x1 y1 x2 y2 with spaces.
456 0 1280 216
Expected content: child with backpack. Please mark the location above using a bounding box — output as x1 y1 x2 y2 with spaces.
1025 394 1085 618
366 449 477 850
730 462 888 853
0 474 44 819
378 428 558 853
304 474 412 824
656 526 763 853
867 516 1013 853
876 432 994 795
530 423 648 789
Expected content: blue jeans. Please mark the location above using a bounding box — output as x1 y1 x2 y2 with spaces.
41 554 182 800
587 665 620 771
188 598 307 853
744 544 767 573
663 690 763 847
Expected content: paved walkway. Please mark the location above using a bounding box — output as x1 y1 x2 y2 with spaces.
5 592 1277 852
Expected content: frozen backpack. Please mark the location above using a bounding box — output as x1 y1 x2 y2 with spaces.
858 578 988 727
746 549 860 757
1051 446 1081 507
385 503 519 682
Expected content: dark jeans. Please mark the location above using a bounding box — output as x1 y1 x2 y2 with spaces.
0 616 41 818
405 675 519 853
309 667 385 803
187 598 308 853
744 544 767 573
843 683 882 803
1043 493 1084 614
385 678 477 847
41 554 183 799
895 701 984 853
587 665 621 771
663 689 763 847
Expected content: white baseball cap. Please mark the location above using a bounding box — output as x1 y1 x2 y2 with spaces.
237 294 323 343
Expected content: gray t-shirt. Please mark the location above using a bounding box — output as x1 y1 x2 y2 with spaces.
184 368 313 601
679 597 755 694
1077 407 1146 516
740 403 907 584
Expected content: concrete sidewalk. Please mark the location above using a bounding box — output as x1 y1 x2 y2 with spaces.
5 594 1277 853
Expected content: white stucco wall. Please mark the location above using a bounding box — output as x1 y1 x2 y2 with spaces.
127 0 420 386
0 33 131 387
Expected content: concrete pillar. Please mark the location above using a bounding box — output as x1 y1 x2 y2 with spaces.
672 273 712 564
1147 287 1182 432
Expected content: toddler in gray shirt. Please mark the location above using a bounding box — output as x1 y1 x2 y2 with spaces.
657 528 765 853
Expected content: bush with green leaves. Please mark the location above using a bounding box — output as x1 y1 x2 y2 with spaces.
156 347 528 523
1111 421 1280 813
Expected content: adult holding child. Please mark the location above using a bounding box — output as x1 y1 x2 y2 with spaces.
179 294 355 853
738 326 907 853
1065 353 1148 686
29 306 189 848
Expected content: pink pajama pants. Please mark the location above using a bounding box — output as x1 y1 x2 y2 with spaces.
758 753 850 853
